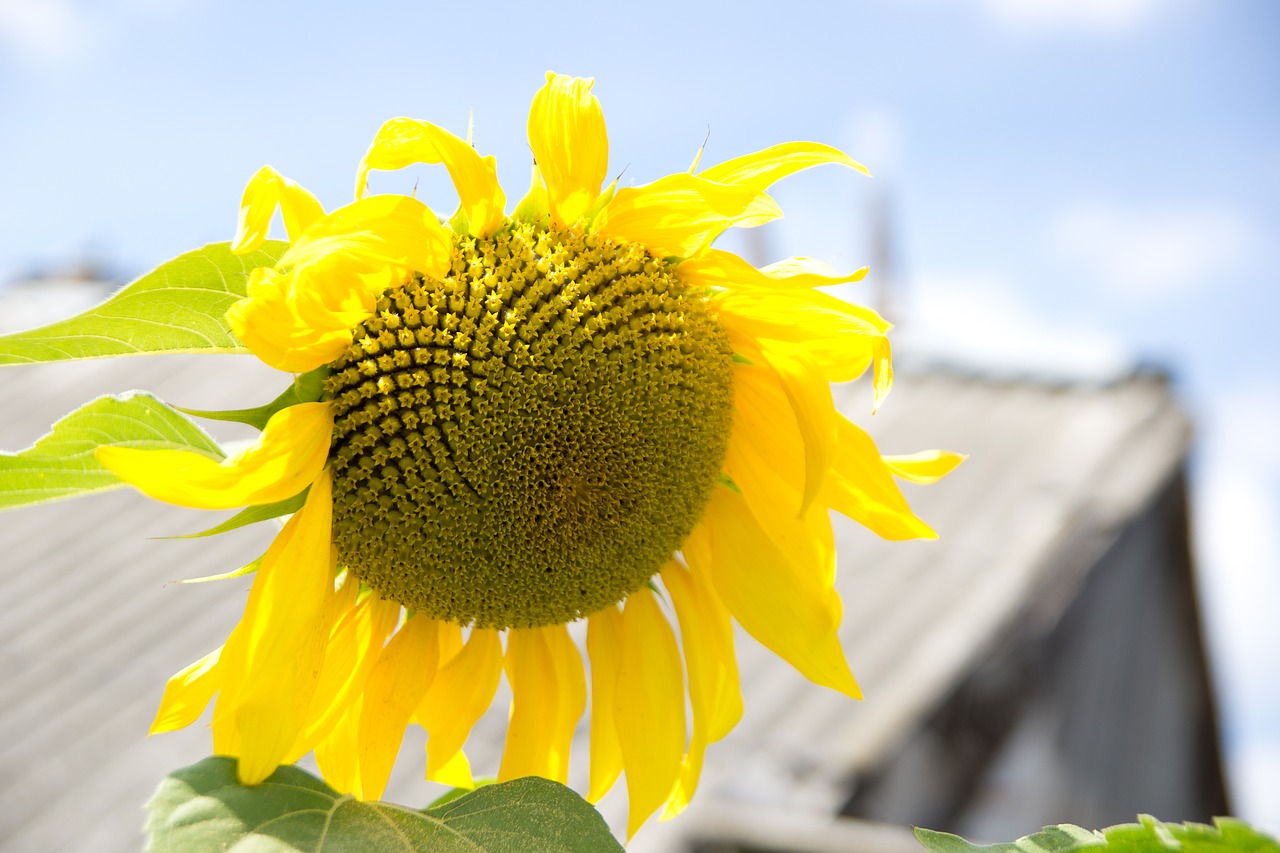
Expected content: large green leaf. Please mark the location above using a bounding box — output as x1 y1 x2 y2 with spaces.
915 815 1280 853
0 392 223 511
146 756 624 853
0 240 286 365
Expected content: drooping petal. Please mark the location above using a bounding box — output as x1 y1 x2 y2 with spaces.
825 415 937 540
882 449 967 484
528 72 608 226
315 699 363 797
614 587 686 838
150 646 222 734
585 606 623 803
225 267 360 374
212 470 337 785
660 561 741 819
759 347 837 514
689 489 861 699
357 613 441 800
232 165 325 253
593 173 780 258
698 141 869 194
677 248 868 292
499 625 585 784
288 591 401 762
96 402 332 510
419 627 503 789
355 117 506 238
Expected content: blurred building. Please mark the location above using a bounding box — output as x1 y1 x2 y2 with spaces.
0 284 1226 850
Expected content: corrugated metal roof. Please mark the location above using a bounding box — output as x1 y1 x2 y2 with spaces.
0 354 1191 851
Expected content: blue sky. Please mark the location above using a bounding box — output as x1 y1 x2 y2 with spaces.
2 0 1277 829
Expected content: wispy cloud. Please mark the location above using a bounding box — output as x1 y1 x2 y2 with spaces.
1048 201 1258 300
890 268 1131 380
0 0 96 69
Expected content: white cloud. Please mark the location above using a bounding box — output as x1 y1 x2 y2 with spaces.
1048 202 1258 301
886 268 1131 380
977 0 1163 35
0 0 95 69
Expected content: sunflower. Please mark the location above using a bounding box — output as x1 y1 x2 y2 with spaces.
96 72 961 836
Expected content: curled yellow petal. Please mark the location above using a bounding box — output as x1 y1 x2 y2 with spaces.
229 194 451 373
499 625 584 784
759 348 836 514
594 172 780 258
150 646 222 735
825 415 937 540
232 165 325 253
213 470 337 785
528 71 608 226
355 117 506 237
678 248 868 291
615 587 686 839
96 402 332 511
699 141 869 193
691 489 861 699
586 606 623 803
883 449 968 484
358 613 441 800
419 627 503 789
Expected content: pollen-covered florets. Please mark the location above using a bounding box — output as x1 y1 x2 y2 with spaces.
325 222 735 629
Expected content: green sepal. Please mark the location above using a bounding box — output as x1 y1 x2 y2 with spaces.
146 756 625 852
0 392 223 512
161 489 308 540
914 815 1280 853
0 241 286 366
732 352 754 365
172 555 261 584
717 472 742 493
177 366 329 431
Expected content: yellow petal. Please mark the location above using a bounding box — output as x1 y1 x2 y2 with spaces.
615 587 686 839
690 489 861 698
586 606 623 803
883 449 968 484
419 627 503 788
355 117 507 238
825 415 937 540
150 646 222 735
96 402 332 510
594 172 780 258
225 268 359 374
212 470 337 785
315 699 363 797
357 613 441 800
232 165 325 253
499 625 585 784
759 347 836 514
677 248 868 291
698 141 869 194
528 72 608 226
659 562 741 819
289 592 401 761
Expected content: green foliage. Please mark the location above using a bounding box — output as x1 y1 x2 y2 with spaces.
163 491 308 539
146 756 625 853
915 815 1280 853
0 393 222 511
176 366 329 431
0 241 285 365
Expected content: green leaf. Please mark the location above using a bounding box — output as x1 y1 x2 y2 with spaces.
146 756 625 853
177 366 329 431
0 392 222 511
0 240 286 365
914 815 1280 853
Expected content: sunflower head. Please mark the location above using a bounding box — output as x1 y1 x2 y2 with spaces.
94 71 963 837
324 222 735 628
